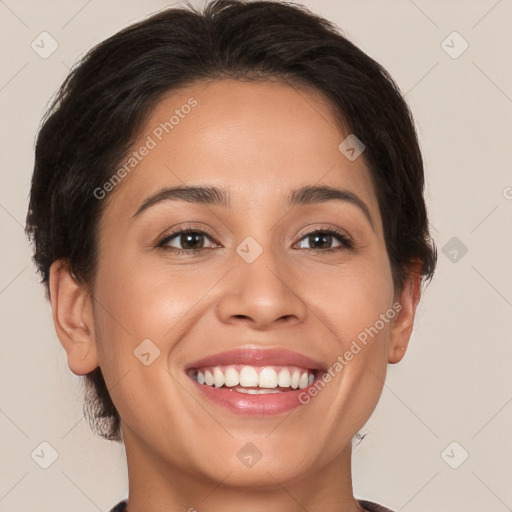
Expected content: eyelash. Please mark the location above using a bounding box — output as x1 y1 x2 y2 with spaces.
156 224 353 255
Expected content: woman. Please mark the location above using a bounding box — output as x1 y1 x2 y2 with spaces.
26 1 437 510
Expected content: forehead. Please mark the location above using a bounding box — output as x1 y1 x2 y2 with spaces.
102 78 380 226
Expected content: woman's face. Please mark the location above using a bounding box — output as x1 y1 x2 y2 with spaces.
73 79 414 487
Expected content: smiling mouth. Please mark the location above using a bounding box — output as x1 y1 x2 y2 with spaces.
187 364 316 394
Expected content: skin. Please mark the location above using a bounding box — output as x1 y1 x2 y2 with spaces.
50 79 421 512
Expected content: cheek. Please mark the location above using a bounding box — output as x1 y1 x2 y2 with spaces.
314 251 394 414
90 253 224 376
321 251 394 351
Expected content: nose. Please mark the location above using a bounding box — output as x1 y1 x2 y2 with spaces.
215 245 308 330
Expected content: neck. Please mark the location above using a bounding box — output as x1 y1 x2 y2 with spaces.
123 427 364 512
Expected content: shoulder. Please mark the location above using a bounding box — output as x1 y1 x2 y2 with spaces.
358 499 396 512
109 498 393 512
109 499 127 512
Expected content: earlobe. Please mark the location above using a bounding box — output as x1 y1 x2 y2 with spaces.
49 260 99 375
388 261 422 364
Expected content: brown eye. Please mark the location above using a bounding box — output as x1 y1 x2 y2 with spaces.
158 229 217 252
296 229 352 251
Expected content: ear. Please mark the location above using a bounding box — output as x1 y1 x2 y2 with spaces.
49 260 99 375
388 260 422 364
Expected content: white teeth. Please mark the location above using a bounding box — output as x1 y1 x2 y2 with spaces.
258 367 278 388
234 388 283 394
239 366 259 387
191 365 316 390
299 372 309 389
213 367 224 388
204 370 214 386
277 368 291 387
224 366 240 387
290 370 300 389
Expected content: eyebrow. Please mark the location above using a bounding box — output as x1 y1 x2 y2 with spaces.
133 184 374 229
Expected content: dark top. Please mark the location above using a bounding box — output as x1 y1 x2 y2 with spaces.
110 498 394 511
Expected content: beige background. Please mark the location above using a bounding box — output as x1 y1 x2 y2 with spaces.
1 1 511 511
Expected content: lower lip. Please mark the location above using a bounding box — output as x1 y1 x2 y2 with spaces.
188 375 322 416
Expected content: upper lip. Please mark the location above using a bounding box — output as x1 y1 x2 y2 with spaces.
185 346 325 371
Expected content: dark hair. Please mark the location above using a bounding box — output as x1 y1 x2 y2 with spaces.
26 0 437 441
